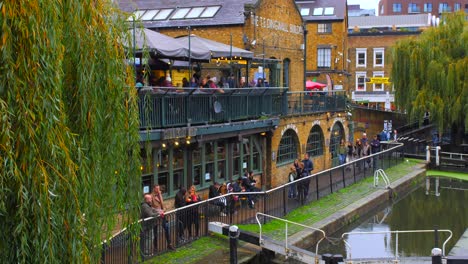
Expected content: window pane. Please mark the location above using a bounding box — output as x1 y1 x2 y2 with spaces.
306 126 324 157
277 130 298 164
193 149 201 186
154 9 173 20
173 148 184 191
324 7 334 15
140 10 159 20
186 7 205 18
317 48 331 68
205 143 214 182
216 142 226 180
313 8 323 16
200 6 220 18
301 8 310 16
171 8 190 19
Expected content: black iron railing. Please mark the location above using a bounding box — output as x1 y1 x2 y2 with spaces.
101 143 404 263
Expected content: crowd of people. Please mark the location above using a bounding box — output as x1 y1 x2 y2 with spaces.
140 170 262 253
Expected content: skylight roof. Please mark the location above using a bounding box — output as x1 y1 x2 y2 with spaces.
324 7 335 15
171 8 191 19
300 8 310 16
200 6 220 18
140 10 159 21
154 9 174 20
130 6 221 22
313 8 323 16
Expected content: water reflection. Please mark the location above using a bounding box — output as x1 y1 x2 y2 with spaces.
312 177 468 258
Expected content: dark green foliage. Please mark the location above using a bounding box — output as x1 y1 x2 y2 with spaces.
391 12 468 134
0 1 141 263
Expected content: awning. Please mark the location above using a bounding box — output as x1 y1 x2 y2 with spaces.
175 35 253 59
129 28 210 61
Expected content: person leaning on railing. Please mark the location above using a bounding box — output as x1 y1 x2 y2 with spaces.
150 185 174 250
185 185 202 240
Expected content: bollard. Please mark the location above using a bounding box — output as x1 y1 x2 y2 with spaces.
322 253 332 264
431 248 442 264
229 225 239 264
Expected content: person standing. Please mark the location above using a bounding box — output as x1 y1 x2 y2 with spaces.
338 139 347 165
302 153 313 198
347 141 355 163
362 141 371 169
393 129 398 141
150 185 174 250
174 187 187 243
185 185 202 239
288 166 297 198
361 133 368 145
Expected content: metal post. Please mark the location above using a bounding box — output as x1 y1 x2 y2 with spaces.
435 177 440 197
435 146 441 166
434 226 439 248
229 225 239 264
303 25 307 90
426 145 431 163
188 26 192 80
426 177 430 195
262 39 265 80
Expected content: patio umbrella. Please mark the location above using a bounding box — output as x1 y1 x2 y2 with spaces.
305 80 327 90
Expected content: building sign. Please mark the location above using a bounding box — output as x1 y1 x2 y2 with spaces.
366 77 391 84
252 15 303 35
281 124 298 137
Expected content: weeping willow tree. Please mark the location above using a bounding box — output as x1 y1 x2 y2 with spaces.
391 12 468 144
392 12 468 141
0 1 141 263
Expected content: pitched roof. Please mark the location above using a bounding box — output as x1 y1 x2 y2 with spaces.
118 0 256 29
349 13 432 29
295 0 347 21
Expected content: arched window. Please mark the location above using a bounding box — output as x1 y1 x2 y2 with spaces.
306 125 324 157
277 129 299 165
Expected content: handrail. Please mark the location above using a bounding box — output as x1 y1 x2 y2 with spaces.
255 212 326 260
341 229 453 260
374 169 390 188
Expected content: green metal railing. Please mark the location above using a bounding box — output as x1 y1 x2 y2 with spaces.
138 87 346 129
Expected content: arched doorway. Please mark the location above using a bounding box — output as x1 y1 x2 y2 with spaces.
329 122 345 167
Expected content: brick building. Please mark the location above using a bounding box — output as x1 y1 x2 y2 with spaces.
347 13 433 111
296 0 350 94
378 0 468 16
118 0 350 203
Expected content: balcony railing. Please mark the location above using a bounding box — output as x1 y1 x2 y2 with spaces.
138 87 346 129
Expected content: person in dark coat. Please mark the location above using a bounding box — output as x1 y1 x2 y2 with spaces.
141 194 175 253
174 187 187 243
301 153 314 198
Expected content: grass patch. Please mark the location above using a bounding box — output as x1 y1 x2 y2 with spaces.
426 170 468 181
145 234 226 264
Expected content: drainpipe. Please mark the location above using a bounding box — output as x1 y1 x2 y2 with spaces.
303 24 308 90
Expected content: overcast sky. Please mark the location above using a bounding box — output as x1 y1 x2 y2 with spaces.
347 0 379 11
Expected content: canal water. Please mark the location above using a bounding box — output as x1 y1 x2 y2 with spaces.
311 177 468 258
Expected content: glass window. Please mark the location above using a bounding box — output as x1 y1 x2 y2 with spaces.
454 3 461 11
424 3 432 12
154 9 173 20
140 10 159 21
318 23 332 33
233 142 241 177
408 3 418 13
301 8 310 16
356 48 367 67
439 3 449 12
277 129 298 165
356 72 367 91
373 48 384 67
171 8 190 19
317 48 331 68
157 149 169 194
200 6 220 18
373 71 385 91
186 7 205 18
205 143 214 183
192 149 201 186
216 141 226 180
306 125 324 157
392 3 402 12
252 139 261 172
173 148 184 191
324 7 335 15
313 8 323 16
128 10 146 21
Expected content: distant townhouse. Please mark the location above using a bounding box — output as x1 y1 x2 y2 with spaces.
378 0 468 16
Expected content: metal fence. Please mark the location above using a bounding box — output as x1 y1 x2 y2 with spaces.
101 143 404 264
137 88 346 129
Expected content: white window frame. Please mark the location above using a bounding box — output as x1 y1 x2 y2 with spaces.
356 48 367 68
424 3 433 12
317 48 332 68
356 72 367 91
317 23 332 33
373 71 385 91
373 48 384 67
393 3 402 12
